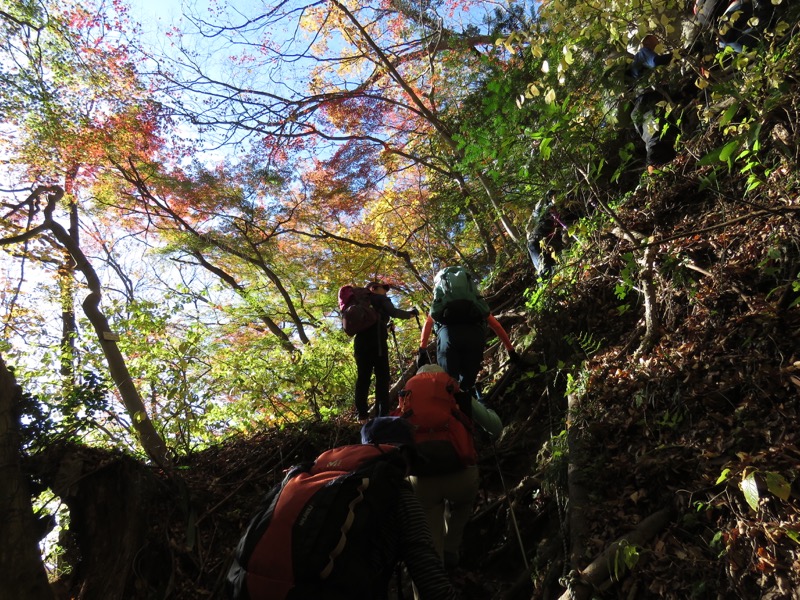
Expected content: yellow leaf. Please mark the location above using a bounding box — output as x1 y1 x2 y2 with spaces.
563 46 574 65
545 88 556 104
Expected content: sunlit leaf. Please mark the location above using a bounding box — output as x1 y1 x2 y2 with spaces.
740 471 760 511
719 103 739 127
719 140 742 163
716 468 731 485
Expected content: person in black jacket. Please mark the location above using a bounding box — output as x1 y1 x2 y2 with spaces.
354 281 418 422
229 422 460 600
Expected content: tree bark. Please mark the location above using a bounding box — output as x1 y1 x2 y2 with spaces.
558 508 673 600
566 392 591 580
41 446 171 600
0 356 55 600
15 187 172 468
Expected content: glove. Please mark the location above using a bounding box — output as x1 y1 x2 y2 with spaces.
416 347 430 369
509 349 521 365
410 307 419 317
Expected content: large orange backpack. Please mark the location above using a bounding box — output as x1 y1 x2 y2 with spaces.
394 370 476 475
227 444 407 600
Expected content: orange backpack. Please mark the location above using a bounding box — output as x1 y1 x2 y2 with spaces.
395 370 476 474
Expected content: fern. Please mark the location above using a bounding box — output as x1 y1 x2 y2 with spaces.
564 331 603 357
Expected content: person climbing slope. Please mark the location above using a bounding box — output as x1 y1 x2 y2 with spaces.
228 420 459 600
390 364 483 574
350 280 418 423
417 267 519 395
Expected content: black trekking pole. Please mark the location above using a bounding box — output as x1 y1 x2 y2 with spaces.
388 321 403 376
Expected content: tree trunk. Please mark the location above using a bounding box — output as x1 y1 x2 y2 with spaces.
28 444 174 600
558 508 672 600
635 241 660 357
0 356 55 600
566 392 591 580
38 187 172 468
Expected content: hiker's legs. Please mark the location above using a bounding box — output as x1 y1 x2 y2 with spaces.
632 92 676 169
442 466 480 566
435 325 458 381
373 353 392 416
436 324 484 389
354 352 376 420
408 475 447 559
457 342 484 391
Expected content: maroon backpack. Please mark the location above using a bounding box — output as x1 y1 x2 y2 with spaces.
338 285 379 336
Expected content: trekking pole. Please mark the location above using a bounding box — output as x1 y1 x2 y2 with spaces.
492 441 530 571
389 321 403 375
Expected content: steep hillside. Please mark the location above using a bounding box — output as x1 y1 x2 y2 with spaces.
39 157 799 599
81 144 794 599
153 80 800 600
33 26 800 600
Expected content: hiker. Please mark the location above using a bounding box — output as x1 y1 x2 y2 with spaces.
417 267 519 395
353 281 418 422
625 34 680 173
526 193 565 277
228 424 459 600
390 365 488 572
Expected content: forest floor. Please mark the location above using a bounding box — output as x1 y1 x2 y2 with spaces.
154 148 800 599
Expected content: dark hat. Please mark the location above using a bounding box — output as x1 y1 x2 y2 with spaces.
361 417 414 445
367 281 391 291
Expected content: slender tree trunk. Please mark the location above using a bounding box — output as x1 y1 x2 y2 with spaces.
0 356 55 600
635 242 660 357
58 255 77 389
566 392 591 586
58 196 80 395
35 187 172 468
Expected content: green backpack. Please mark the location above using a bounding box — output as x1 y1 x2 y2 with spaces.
429 266 490 325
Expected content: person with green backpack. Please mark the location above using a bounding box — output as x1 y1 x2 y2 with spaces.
417 267 520 394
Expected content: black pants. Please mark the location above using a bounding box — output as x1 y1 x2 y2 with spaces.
436 323 486 391
354 351 391 419
632 91 678 167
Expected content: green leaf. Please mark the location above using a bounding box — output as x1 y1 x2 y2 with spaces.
719 139 742 163
765 472 790 500
740 471 760 511
698 146 723 166
716 468 731 484
719 102 739 127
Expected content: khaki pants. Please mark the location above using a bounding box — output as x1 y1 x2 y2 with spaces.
408 466 480 562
